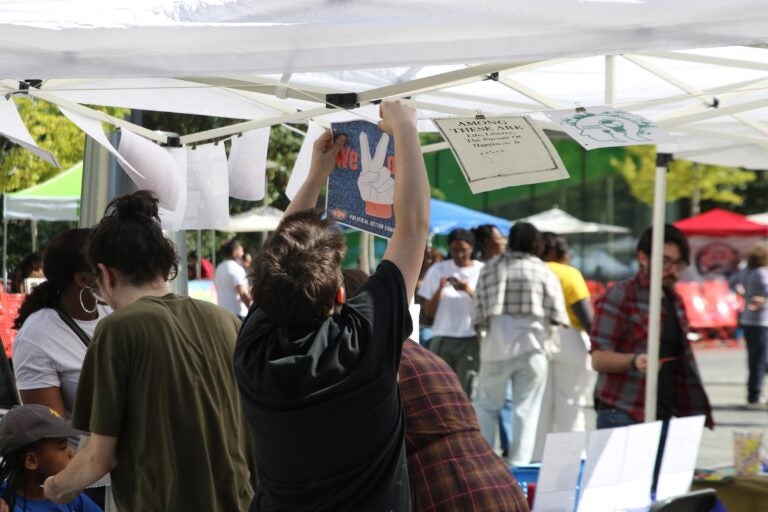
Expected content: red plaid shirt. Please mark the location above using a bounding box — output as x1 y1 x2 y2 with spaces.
590 271 714 428
400 341 529 512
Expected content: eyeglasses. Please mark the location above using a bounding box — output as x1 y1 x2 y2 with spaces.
88 285 106 304
662 257 688 271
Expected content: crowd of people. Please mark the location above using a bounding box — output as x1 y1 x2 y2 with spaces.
0 98 763 511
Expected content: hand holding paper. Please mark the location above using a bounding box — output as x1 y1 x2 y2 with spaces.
357 131 394 218
285 129 346 215
310 129 346 182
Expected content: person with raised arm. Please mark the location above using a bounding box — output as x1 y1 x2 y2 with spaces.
234 100 429 512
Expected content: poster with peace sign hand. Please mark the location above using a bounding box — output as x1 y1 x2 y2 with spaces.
327 120 396 238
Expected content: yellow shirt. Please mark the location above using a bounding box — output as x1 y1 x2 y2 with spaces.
546 261 590 331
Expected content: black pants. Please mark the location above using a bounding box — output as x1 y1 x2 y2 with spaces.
744 325 768 403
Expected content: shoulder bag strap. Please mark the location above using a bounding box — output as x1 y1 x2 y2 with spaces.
53 307 91 348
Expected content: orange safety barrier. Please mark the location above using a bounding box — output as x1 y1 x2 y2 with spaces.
586 280 607 306
675 280 741 329
0 293 25 359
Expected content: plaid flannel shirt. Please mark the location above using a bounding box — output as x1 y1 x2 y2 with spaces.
400 341 529 512
590 271 714 428
472 251 569 329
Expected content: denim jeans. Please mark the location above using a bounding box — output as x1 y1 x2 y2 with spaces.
596 408 639 429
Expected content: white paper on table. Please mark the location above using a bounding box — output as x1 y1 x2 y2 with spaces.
433 115 569 194
0 96 59 166
59 107 143 180
181 143 230 230
655 415 706 501
534 431 586 512
544 107 671 150
117 129 183 211
576 427 628 512
286 122 324 200
615 421 663 511
409 304 420 344
228 127 270 200
160 146 188 231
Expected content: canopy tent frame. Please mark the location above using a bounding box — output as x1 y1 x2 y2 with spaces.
1 49 768 155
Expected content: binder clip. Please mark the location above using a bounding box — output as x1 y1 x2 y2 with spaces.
475 110 486 120
575 102 586 113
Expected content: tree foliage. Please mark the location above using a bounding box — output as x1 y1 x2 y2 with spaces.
610 145 756 213
0 97 127 193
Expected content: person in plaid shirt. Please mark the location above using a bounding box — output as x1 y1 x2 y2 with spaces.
343 269 530 511
472 222 569 466
591 224 713 429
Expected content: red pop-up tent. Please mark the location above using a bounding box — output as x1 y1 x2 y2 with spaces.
674 208 768 237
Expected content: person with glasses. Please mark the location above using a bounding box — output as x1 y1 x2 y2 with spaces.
42 191 254 511
12 229 110 421
418 228 484 396
590 224 713 429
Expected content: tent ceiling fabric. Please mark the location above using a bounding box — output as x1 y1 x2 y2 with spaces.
2 1 768 77
0 2 767 169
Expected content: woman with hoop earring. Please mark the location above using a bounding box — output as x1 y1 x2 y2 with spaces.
12 228 110 420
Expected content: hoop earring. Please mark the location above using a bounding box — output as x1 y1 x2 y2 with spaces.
79 287 97 314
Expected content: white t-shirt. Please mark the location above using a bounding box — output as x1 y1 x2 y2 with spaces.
214 259 249 317
13 306 110 419
418 259 483 337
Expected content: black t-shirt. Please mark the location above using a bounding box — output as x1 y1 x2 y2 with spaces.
657 291 684 420
234 260 413 512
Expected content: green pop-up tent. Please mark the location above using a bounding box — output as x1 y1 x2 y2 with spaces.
2 161 82 222
2 162 82 286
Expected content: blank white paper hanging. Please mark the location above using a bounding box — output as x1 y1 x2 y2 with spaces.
228 127 269 200
59 107 142 179
0 97 60 167
286 121 324 200
182 143 230 230
117 129 183 211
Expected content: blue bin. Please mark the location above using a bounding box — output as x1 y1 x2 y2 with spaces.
510 464 540 497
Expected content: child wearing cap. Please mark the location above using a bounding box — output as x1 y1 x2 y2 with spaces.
0 405 101 511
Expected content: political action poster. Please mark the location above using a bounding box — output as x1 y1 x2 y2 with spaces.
434 115 569 194
326 120 396 238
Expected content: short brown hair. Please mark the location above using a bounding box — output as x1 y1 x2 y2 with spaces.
251 209 345 338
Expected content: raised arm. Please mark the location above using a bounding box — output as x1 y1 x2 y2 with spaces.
285 130 346 216
380 101 430 301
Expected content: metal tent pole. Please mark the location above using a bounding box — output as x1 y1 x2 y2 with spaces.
644 153 672 422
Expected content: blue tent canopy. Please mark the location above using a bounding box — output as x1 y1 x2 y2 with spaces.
429 198 511 236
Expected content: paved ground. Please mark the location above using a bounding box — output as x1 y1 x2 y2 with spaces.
580 343 768 469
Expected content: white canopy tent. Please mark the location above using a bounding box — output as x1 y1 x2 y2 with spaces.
0 1 766 170
1 0 767 425
516 208 631 235
222 206 284 233
748 212 768 225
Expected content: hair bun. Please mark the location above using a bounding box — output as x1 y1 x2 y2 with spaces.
109 190 160 221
